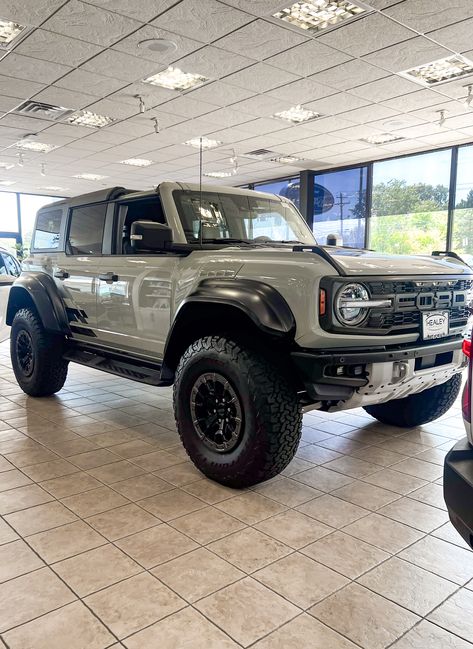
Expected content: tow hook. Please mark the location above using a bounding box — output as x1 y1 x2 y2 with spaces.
392 361 408 383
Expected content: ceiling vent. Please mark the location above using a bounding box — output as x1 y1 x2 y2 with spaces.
14 100 75 121
242 149 276 159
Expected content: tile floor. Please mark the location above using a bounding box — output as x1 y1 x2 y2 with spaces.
0 339 471 648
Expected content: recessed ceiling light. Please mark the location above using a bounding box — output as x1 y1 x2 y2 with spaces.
0 18 28 49
138 38 177 53
38 186 69 192
204 171 233 178
273 105 321 123
67 110 116 128
361 133 405 145
399 54 473 86
143 66 209 91
184 137 223 150
273 1 366 33
119 158 154 167
271 155 305 164
13 140 57 153
0 180 15 186
73 173 108 181
0 161 14 170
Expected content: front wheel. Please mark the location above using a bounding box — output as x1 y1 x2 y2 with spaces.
173 336 302 488
10 308 68 397
363 373 462 427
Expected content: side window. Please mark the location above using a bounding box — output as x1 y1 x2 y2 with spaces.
0 255 6 276
67 204 107 255
2 252 20 277
119 197 165 254
33 209 63 250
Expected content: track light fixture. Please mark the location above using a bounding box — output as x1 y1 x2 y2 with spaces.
464 85 473 108
17 152 24 167
152 117 160 134
437 109 447 128
134 95 145 113
40 162 46 177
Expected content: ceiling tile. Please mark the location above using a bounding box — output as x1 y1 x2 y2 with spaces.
0 53 71 84
314 115 365 132
362 37 452 74
42 0 142 47
0 96 23 112
14 29 102 67
110 83 179 108
428 18 473 54
309 59 388 91
113 24 202 64
348 75 422 102
267 78 336 104
0 0 66 26
186 82 256 107
31 86 97 111
217 0 288 18
201 107 254 127
0 113 52 131
43 123 97 138
225 63 299 93
157 96 217 119
330 124 386 140
83 0 177 21
55 69 128 97
384 0 473 33
174 46 254 79
82 50 159 82
85 98 140 120
153 0 252 43
215 18 307 61
296 133 345 148
304 92 370 115
0 75 44 101
342 104 401 124
230 95 290 118
317 13 415 58
382 89 446 112
265 40 351 77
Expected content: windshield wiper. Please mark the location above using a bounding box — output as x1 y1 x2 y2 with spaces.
203 238 253 245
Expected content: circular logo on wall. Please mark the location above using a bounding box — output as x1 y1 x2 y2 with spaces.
314 183 335 214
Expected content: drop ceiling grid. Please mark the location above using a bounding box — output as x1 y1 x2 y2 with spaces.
0 0 472 193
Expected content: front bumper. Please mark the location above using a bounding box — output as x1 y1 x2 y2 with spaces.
444 438 473 549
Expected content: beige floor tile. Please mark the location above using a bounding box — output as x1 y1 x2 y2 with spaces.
303 531 390 579
87 460 145 484
21 458 78 482
208 527 292 573
85 572 185 638
196 577 300 646
378 497 449 533
61 486 129 517
0 539 44 582
408 483 447 509
400 535 473 585
253 477 322 506
343 512 424 554
415 447 446 466
323 456 380 478
375 438 429 456
297 494 369 528
359 556 458 616
89 432 144 450
124 607 240 649
139 488 206 521
362 468 427 494
131 450 184 471
39 472 102 498
112 473 173 500
5 447 59 468
318 436 367 454
255 509 333 549
390 619 473 648
69 448 121 470
54 544 142 597
116 523 198 568
296 444 342 464
0 469 32 491
255 552 348 608
433 522 472 550
182 478 239 504
50 438 103 457
86 503 161 540
0 483 53 515
281 457 315 476
293 466 354 491
350 445 405 467
0 518 19 545
170 506 246 544
0 567 76 632
5 501 77 536
215 492 286 524
27 520 106 563
392 457 443 481
2 600 115 649
252 613 359 649
333 480 400 510
310 583 419 649
153 547 244 602
428 589 473 643
155 462 203 486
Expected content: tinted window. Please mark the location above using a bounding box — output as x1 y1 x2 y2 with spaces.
253 177 300 209
33 209 63 250
68 204 107 255
2 252 20 276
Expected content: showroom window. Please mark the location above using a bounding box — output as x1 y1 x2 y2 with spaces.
312 166 367 248
452 144 473 263
67 204 107 255
20 193 62 253
370 149 451 255
253 177 300 209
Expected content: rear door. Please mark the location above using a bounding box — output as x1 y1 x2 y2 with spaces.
0 251 20 342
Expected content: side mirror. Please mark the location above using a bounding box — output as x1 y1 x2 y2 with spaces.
130 221 173 252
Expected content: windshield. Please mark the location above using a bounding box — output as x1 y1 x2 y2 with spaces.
174 190 316 245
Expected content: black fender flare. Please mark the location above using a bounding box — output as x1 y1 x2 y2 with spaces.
6 272 70 335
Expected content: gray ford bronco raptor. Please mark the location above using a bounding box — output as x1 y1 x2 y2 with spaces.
6 183 473 487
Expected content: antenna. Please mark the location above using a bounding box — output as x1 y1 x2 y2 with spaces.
199 136 203 248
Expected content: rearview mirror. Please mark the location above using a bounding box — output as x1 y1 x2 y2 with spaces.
130 221 173 252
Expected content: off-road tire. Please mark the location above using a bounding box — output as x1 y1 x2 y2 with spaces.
363 373 462 427
11 308 68 397
173 335 302 488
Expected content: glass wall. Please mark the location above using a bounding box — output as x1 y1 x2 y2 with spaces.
452 145 473 264
370 150 451 255
20 194 61 252
312 166 367 248
253 177 300 209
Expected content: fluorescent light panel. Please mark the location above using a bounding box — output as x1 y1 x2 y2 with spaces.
0 180 15 186
38 186 69 192
399 55 473 86
0 18 27 48
271 155 305 164
73 173 108 181
273 104 320 123
0 162 14 170
67 110 116 128
119 158 154 167
273 1 366 33
13 140 57 153
184 137 222 150
362 133 405 145
143 66 209 90
204 171 232 178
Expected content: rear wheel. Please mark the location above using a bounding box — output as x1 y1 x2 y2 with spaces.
173 335 302 488
10 308 68 397
363 374 462 427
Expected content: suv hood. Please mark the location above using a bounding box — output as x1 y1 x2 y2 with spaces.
318 246 472 277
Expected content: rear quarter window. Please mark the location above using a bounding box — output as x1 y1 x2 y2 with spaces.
33 209 64 251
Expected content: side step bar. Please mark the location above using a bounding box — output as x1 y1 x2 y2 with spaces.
64 347 168 386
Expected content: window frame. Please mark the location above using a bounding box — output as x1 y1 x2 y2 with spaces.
31 207 66 253
65 201 109 257
111 194 167 255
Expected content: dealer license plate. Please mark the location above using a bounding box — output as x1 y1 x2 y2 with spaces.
422 310 449 340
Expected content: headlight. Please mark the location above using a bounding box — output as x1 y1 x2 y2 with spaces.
335 283 370 326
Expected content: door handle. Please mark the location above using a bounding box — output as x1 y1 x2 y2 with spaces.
54 270 69 280
99 272 118 283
